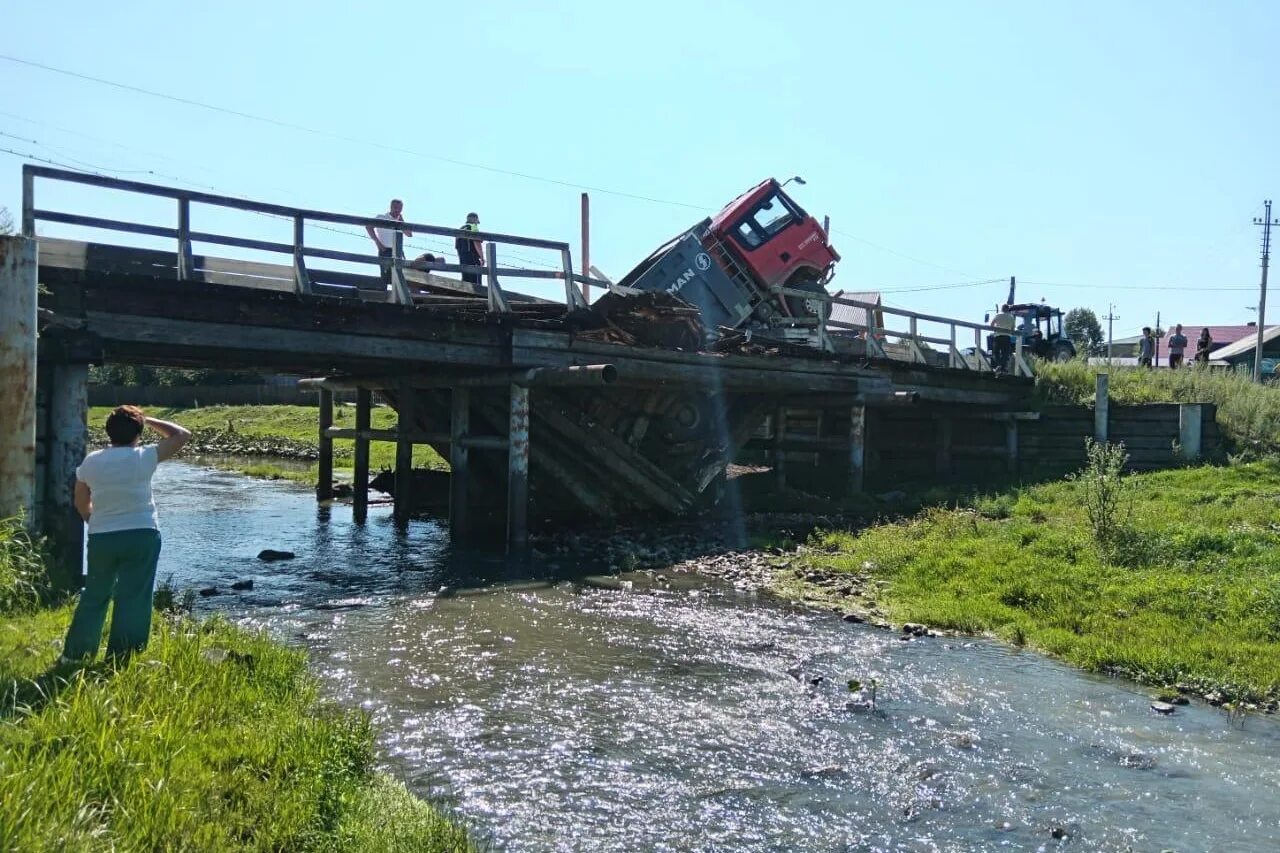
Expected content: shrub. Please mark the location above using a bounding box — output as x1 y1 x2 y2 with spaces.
1070 440 1132 560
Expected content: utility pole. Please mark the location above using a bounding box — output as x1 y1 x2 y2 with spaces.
1104 304 1119 366
1155 310 1162 365
1254 200 1277 382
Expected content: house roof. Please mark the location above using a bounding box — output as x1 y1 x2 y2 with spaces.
1112 324 1259 346
828 291 882 330
1208 325 1280 362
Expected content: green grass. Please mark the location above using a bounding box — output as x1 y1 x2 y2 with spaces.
0 532 471 851
0 609 471 851
1035 360 1280 454
791 460 1280 704
0 517 47 613
88 404 448 484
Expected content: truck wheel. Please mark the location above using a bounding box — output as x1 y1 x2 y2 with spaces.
1051 340 1076 362
784 276 826 317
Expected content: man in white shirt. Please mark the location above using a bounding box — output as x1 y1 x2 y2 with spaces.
366 199 413 285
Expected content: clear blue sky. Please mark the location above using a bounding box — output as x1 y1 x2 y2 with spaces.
2 1 1277 340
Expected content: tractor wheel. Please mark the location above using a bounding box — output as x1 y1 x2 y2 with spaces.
784 273 826 318
1051 340 1076 362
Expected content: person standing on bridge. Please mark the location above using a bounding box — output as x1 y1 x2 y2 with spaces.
366 199 413 286
456 212 484 286
60 407 191 663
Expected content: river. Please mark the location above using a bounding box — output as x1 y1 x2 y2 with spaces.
153 462 1280 852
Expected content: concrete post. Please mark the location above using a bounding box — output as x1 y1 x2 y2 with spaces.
0 237 37 526
1005 419 1019 474
772 407 787 491
1178 403 1203 461
1094 373 1109 444
848 404 866 493
507 383 530 555
449 388 470 540
46 364 87 592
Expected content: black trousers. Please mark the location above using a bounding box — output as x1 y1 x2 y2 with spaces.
378 247 394 285
459 249 481 285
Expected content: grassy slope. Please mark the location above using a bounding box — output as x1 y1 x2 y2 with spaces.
88 405 447 484
1035 361 1280 453
0 607 471 851
791 460 1280 704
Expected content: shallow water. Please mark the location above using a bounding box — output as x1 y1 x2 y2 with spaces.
155 462 1280 852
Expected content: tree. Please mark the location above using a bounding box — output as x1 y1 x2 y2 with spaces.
0 206 13 236
1064 308 1105 356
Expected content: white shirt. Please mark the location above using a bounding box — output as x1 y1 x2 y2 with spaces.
374 212 401 250
77 445 160 534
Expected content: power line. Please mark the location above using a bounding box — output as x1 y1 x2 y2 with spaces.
0 53 709 211
831 228 978 278
1021 279 1257 292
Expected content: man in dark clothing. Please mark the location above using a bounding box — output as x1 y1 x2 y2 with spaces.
1138 327 1155 369
455 212 484 286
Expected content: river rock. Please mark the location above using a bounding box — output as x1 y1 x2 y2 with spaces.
199 586 219 597
842 612 864 623
1150 701 1177 715
902 623 928 637
257 549 296 562
230 579 254 591
1050 827 1069 840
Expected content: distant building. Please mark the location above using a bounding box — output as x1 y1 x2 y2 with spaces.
1107 324 1260 358
1208 326 1280 376
827 291 884 336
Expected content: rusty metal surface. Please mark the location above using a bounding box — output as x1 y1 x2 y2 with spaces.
0 237 38 524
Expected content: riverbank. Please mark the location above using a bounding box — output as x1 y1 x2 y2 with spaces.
87 404 447 484
0 522 470 851
769 459 1280 708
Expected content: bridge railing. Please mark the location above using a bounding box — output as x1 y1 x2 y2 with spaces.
774 286 1033 377
21 164 611 310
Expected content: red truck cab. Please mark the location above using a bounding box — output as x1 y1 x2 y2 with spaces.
706 178 840 293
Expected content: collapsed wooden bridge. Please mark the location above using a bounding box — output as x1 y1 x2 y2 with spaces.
4 166 1052 584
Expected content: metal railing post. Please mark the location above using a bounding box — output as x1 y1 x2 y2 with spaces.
486 243 511 314
21 167 35 236
561 247 588 312
390 230 412 305
176 198 193 281
292 215 312 295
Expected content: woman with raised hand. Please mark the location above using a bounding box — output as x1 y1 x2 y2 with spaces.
61 406 191 663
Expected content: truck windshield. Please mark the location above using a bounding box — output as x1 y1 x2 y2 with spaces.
731 192 798 250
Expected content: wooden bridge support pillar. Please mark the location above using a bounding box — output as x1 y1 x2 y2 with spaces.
847 404 866 493
507 384 530 556
353 388 371 523
316 388 334 500
45 364 88 592
394 386 416 525
449 388 470 540
0 237 38 527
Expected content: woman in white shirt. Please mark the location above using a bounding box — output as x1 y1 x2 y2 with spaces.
61 405 190 662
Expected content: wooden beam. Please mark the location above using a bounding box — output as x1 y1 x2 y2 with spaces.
353 388 371 523
772 407 787 490
394 386 415 524
323 426 505 449
449 388 470 539
317 388 334 500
